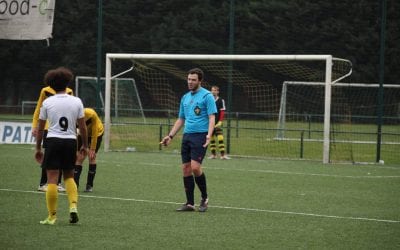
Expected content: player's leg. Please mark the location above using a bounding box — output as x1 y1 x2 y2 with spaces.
85 135 102 192
62 139 79 223
40 169 59 225
64 169 79 223
38 130 48 192
74 135 84 188
176 134 195 211
57 171 66 192
191 133 209 212
38 168 48 191
39 137 60 225
192 161 208 212
216 129 230 159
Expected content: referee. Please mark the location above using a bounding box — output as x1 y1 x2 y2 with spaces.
160 68 217 212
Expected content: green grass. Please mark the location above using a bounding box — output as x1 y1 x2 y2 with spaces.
0 144 399 249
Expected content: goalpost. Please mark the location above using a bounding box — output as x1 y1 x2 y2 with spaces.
75 76 146 121
277 81 400 163
105 54 352 163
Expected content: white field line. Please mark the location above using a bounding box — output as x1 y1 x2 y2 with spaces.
205 167 400 179
136 162 400 179
1 188 399 224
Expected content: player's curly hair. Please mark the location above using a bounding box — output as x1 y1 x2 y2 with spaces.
44 67 74 92
188 68 204 81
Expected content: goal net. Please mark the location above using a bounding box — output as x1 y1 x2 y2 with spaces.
104 54 353 163
75 76 146 149
277 82 400 163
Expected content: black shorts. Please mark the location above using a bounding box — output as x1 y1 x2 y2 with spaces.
41 138 77 170
181 133 208 164
77 133 103 153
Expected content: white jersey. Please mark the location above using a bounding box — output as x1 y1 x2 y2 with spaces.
39 94 84 139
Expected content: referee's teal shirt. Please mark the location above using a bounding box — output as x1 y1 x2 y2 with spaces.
179 87 217 134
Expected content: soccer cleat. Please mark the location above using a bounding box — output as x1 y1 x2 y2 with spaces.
40 217 56 225
37 184 48 192
84 185 93 192
198 198 209 212
69 207 79 224
57 184 66 192
176 203 195 212
208 155 217 159
220 155 231 160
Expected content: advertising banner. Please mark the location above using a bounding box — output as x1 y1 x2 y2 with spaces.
0 0 56 40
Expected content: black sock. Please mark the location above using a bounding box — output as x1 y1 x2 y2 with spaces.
183 176 195 205
57 171 63 185
195 173 207 200
87 164 97 187
40 168 47 185
74 165 83 187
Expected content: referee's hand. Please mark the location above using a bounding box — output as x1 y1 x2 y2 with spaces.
160 135 172 146
203 135 211 147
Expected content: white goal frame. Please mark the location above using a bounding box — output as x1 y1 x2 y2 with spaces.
75 76 146 122
105 54 351 163
277 81 400 140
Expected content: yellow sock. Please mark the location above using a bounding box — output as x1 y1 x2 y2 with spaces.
46 184 58 219
64 177 78 209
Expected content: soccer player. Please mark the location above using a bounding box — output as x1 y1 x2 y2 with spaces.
35 67 88 225
160 68 216 212
32 84 74 192
208 85 230 160
74 107 104 192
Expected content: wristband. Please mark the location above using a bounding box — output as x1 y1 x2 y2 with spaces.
168 134 174 139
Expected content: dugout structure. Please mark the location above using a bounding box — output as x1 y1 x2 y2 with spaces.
104 54 353 164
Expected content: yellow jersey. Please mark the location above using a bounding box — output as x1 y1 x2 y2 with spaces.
84 108 104 150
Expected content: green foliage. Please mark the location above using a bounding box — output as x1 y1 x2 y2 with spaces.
0 1 399 105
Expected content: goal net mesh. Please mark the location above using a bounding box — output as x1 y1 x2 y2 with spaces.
106 56 392 163
277 82 400 163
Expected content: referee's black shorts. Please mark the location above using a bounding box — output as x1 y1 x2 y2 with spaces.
41 138 77 170
181 132 208 164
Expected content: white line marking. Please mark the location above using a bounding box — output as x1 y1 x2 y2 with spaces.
207 167 400 178
1 188 398 224
136 162 400 178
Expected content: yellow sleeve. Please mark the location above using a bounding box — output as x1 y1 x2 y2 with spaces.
32 88 47 128
85 109 103 150
66 87 74 95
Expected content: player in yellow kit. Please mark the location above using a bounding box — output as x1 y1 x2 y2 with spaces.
74 108 104 192
32 86 74 192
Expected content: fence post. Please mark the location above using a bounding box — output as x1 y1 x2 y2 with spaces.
300 130 304 158
159 124 163 151
236 112 239 138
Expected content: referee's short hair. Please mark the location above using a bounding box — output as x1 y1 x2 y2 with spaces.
44 67 74 92
188 68 204 82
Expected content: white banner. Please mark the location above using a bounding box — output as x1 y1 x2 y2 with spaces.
0 121 35 144
0 0 56 40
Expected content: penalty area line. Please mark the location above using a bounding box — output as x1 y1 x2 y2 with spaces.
1 188 399 224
